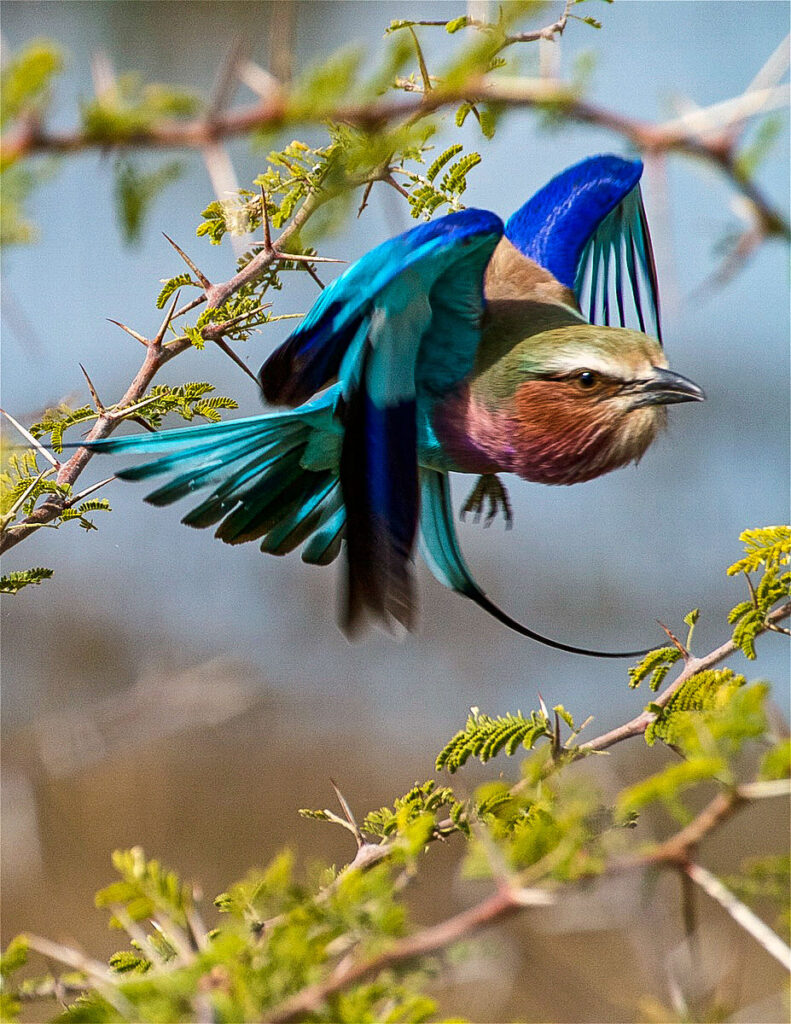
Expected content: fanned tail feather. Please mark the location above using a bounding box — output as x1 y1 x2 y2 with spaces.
72 391 346 564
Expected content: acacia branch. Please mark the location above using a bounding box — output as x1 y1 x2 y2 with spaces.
266 775 790 1023
579 599 791 754
3 74 787 241
0 187 324 555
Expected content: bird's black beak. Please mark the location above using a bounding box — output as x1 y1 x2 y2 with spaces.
631 367 706 407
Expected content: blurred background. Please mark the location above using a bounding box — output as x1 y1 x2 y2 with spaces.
2 2 789 1020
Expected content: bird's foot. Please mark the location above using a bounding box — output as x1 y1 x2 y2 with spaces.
460 474 513 528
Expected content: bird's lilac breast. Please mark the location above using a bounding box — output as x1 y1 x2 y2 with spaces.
421 388 518 475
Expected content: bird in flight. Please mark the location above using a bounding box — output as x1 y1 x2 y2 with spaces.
83 155 704 656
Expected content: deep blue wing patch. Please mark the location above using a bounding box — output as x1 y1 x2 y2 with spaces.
504 154 661 340
505 155 642 287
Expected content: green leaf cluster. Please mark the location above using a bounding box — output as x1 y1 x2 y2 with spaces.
362 780 466 841
198 140 334 245
727 526 791 576
0 445 111 533
80 74 198 144
4 845 437 1023
619 680 770 822
436 707 553 773
96 846 195 931
0 566 54 594
644 668 746 746
464 755 618 882
713 527 791 660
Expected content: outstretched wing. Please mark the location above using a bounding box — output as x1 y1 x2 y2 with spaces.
263 208 504 632
504 154 661 340
260 209 503 406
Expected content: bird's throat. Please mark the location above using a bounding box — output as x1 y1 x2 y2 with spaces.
430 382 662 485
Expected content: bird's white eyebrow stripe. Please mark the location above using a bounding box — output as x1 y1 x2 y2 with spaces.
539 353 633 378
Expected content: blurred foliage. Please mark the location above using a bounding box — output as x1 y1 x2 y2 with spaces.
113 158 184 245
3 610 787 1021
725 854 791 934
80 73 199 142
0 40 62 130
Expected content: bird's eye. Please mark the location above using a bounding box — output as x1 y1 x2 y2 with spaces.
577 371 598 389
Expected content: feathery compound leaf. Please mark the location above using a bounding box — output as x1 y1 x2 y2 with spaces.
127 383 238 429
30 404 97 452
645 668 746 747
729 565 790 659
404 145 482 219
727 526 791 576
436 708 552 773
156 271 199 308
58 498 112 531
426 143 463 183
627 646 682 691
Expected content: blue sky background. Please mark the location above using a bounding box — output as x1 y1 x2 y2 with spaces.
3 1 789 734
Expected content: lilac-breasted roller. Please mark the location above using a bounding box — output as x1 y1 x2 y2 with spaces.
82 155 704 656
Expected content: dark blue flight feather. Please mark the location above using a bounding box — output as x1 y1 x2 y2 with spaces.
505 154 661 339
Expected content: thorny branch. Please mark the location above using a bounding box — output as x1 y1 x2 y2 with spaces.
579 599 791 753
265 779 791 1022
2 13 787 553
0 187 324 555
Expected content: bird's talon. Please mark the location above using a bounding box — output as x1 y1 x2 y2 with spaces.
462 474 513 529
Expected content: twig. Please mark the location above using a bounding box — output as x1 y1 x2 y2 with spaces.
266 883 551 1023
579 601 791 754
684 861 791 972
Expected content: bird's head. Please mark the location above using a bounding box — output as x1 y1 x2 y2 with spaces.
489 324 705 485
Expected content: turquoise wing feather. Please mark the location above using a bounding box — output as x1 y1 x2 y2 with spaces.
324 209 504 632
